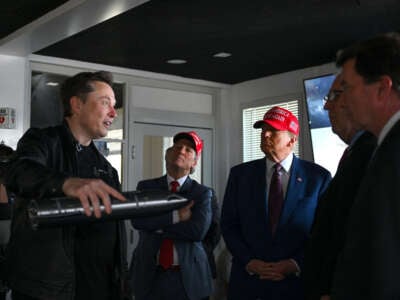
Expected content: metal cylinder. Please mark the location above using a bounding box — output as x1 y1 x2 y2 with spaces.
28 189 188 229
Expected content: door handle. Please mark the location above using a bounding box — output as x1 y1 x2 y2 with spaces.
131 145 135 160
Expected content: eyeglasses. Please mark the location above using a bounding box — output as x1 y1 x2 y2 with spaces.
323 89 343 103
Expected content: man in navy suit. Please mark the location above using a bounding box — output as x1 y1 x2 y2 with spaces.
221 106 331 300
331 32 400 299
130 131 213 300
303 74 376 300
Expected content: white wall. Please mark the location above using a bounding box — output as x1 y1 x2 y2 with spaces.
0 54 28 149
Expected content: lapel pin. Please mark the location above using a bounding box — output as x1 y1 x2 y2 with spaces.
297 177 303 182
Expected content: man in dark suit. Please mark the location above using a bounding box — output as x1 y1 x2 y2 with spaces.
130 131 213 300
221 106 331 300
331 32 400 300
303 74 376 300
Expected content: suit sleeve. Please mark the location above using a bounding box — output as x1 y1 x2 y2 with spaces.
221 168 254 266
131 181 173 231
131 182 212 242
163 187 212 242
202 189 221 254
319 171 332 198
291 169 332 270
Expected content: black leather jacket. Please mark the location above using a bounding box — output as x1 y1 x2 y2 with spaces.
5 122 128 300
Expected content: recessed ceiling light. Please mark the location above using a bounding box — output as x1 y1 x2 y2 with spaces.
213 52 232 58
46 82 59 86
166 59 187 64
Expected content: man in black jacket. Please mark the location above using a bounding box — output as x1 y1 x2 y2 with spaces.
331 32 400 300
303 74 376 300
0 143 14 300
0 143 13 220
5 71 128 300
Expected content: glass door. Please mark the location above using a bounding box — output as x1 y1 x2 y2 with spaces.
128 122 213 191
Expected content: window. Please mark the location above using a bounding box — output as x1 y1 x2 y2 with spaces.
242 100 299 162
303 74 345 176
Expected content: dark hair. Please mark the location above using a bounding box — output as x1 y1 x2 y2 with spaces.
336 32 400 91
0 143 14 161
60 71 114 117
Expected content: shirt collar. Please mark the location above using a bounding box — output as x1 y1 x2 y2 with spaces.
167 174 188 188
378 110 400 146
348 130 364 148
266 152 293 173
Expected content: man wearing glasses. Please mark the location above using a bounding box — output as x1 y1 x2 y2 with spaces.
303 74 376 300
331 32 400 299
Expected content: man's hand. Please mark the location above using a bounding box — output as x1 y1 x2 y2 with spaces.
246 259 285 281
0 184 8 204
263 259 299 277
246 259 299 281
178 200 194 221
62 178 126 218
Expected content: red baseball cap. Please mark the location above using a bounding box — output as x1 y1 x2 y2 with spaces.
173 131 203 155
253 106 299 135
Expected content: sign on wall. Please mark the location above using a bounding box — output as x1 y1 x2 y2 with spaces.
0 107 16 129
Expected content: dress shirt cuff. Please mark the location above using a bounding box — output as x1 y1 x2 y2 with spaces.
245 263 255 275
156 211 176 232
289 258 301 276
172 210 179 223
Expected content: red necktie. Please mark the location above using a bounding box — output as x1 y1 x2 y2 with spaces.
268 163 284 235
159 180 179 269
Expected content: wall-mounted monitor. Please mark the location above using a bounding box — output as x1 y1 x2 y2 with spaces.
303 73 347 176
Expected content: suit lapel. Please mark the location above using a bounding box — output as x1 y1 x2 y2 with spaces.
253 159 269 230
370 120 400 167
178 176 192 195
279 156 303 227
157 175 169 190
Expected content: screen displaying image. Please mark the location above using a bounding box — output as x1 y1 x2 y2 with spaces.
304 74 347 176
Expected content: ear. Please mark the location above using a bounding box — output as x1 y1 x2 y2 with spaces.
377 75 393 100
287 134 297 148
192 155 198 167
70 96 82 115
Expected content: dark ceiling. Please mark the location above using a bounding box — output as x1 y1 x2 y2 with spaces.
2 0 400 84
0 0 69 38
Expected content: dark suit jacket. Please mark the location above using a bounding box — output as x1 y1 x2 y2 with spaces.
0 204 10 221
221 155 331 300
332 120 400 299
304 131 376 300
129 175 213 300
202 189 221 279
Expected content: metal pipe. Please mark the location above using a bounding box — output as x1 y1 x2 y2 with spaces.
28 189 188 229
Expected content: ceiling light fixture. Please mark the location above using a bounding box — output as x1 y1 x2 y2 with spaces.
213 52 232 58
166 59 187 64
46 82 59 86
